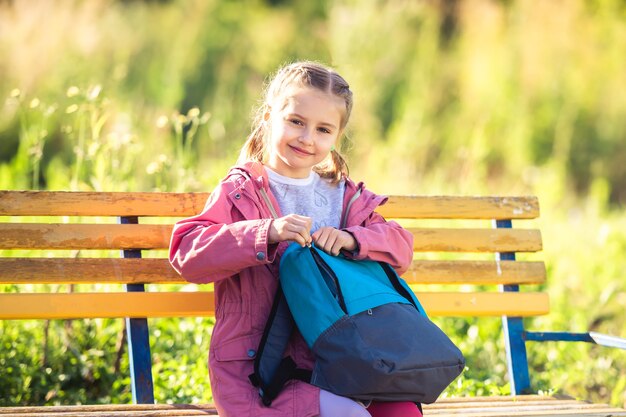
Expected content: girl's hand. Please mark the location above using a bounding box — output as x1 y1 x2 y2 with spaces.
269 214 313 247
312 227 357 256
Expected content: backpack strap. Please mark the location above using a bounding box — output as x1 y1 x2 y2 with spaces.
249 285 312 406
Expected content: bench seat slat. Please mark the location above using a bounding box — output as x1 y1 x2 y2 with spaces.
0 258 546 285
0 224 542 252
0 191 539 219
0 291 549 319
0 396 624 417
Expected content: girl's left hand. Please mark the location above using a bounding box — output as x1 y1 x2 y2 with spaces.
311 227 357 256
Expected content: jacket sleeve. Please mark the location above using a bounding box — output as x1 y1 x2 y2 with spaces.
341 186 414 275
168 181 277 284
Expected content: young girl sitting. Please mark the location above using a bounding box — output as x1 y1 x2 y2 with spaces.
169 61 422 417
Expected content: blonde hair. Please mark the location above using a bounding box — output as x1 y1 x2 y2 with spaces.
238 61 353 183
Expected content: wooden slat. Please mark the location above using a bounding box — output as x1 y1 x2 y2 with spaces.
0 404 218 415
0 396 623 417
0 291 548 319
0 258 182 284
0 258 546 285
378 195 540 219
425 396 626 416
418 292 549 316
410 228 542 252
0 224 542 252
0 191 209 217
0 191 539 219
0 224 170 250
0 404 221 415
404 260 546 284
0 292 215 320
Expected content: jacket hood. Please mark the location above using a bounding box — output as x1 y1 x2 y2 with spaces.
225 161 268 186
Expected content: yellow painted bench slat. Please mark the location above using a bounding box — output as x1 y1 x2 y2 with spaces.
409 227 542 252
0 258 546 285
0 396 624 417
0 291 549 319
0 191 539 219
0 224 542 252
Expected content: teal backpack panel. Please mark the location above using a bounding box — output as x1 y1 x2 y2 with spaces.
280 243 427 347
279 243 347 347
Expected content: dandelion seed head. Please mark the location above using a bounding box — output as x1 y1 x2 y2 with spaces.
146 162 159 175
30 98 40 109
156 115 169 128
87 85 102 101
67 86 80 97
200 112 211 124
187 107 200 118
10 88 21 98
66 104 79 114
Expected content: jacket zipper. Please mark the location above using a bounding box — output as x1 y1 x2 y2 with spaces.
258 185 279 219
340 188 362 229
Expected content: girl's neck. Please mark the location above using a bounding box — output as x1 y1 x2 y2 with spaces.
265 166 316 185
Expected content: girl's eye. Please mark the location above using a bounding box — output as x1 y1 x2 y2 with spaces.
318 127 331 134
289 119 303 126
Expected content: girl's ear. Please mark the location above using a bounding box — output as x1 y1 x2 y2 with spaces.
263 104 272 122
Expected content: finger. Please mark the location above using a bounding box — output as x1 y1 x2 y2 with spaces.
292 224 312 246
285 229 306 247
290 215 313 231
289 230 307 247
326 232 343 256
312 227 331 250
330 238 344 256
287 217 312 244
322 231 340 255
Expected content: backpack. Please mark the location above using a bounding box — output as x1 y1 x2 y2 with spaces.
249 243 465 406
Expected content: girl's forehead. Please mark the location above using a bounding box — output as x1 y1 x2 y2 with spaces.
275 86 345 119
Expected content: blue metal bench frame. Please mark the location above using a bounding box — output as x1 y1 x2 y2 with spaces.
118 215 626 402
496 219 626 395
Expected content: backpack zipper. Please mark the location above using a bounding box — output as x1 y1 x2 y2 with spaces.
309 246 348 314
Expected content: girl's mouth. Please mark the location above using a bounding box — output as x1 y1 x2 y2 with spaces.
289 145 314 156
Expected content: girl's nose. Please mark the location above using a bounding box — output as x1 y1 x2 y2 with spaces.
298 128 313 143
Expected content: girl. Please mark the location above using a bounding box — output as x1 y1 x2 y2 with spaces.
169 61 422 417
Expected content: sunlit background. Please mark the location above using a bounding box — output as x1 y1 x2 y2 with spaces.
1 0 625 408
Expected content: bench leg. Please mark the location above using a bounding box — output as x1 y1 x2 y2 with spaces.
495 219 532 395
120 216 155 403
502 314 531 394
126 312 155 403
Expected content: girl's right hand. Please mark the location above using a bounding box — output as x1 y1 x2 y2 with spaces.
268 214 313 247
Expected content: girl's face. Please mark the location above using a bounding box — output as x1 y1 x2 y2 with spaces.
265 86 345 179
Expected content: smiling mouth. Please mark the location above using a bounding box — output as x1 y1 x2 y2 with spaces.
289 145 314 156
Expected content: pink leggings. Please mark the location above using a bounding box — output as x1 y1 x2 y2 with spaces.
319 390 422 417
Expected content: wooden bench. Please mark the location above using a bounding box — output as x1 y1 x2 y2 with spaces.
1 190 625 416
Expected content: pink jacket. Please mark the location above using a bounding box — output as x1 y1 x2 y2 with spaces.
169 162 414 417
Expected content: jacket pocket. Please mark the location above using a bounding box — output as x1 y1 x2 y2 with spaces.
213 332 263 362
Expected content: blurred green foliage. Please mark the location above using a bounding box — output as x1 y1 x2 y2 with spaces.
0 0 625 409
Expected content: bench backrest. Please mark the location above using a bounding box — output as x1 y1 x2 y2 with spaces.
0 191 546 401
